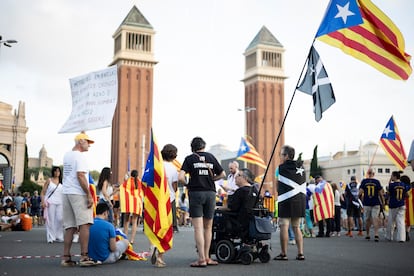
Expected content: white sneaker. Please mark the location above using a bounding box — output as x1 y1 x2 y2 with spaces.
289 240 296 245
72 234 79 243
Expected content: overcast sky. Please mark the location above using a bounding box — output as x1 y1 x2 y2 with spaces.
1 0 413 172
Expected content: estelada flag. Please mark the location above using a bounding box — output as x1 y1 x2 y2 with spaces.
142 129 173 253
313 181 335 222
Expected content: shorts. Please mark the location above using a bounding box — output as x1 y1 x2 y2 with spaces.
188 191 216 219
347 204 361 217
279 217 301 227
364 205 380 220
62 194 93 229
112 200 120 209
104 239 129 264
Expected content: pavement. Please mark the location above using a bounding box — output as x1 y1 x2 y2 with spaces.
1 225 413 276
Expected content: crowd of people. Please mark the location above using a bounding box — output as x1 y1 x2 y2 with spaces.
1 134 414 269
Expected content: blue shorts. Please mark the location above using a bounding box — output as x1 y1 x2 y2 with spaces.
188 191 216 219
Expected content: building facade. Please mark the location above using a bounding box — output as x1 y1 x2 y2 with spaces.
110 6 156 184
242 26 286 188
0 101 27 190
28 144 53 169
304 141 414 187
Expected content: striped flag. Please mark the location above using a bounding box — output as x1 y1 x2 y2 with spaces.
172 159 182 172
237 137 267 169
142 129 173 253
379 116 407 171
313 182 334 222
406 189 414 226
316 0 412 80
120 175 144 215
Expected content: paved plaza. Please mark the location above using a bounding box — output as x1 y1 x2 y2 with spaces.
1 225 413 276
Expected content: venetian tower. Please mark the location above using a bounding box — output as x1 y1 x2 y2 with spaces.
242 26 286 188
110 6 157 184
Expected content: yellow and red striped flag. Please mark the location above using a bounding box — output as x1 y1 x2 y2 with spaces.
237 137 267 169
405 189 414 226
313 182 334 222
316 0 411 80
120 174 144 215
379 116 407 171
142 129 173 253
89 183 97 217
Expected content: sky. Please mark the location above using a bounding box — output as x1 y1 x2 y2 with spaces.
1 0 413 172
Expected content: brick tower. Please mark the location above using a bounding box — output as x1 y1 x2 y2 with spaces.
110 6 157 184
242 26 286 190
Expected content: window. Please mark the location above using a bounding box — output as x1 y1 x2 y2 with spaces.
385 168 390 174
378 168 383 173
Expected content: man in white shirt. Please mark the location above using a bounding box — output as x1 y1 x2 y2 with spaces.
222 161 239 199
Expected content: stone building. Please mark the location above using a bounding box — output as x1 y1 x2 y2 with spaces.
303 141 414 187
0 101 27 190
28 144 53 169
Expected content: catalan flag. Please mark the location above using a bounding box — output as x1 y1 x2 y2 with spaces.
379 116 407 171
142 129 173 253
237 137 267 169
313 181 334 222
120 174 144 215
316 0 412 80
406 189 414 226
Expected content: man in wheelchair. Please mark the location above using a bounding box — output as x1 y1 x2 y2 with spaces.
212 168 272 264
224 168 258 240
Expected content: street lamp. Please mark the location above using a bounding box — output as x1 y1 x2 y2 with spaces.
0 35 18 47
237 106 256 137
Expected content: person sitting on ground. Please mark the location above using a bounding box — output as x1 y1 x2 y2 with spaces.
1 199 20 225
88 202 129 264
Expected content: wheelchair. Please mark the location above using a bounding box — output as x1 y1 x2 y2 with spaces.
210 207 273 265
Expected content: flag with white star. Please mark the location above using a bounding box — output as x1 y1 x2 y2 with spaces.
277 160 307 218
315 0 411 80
379 115 407 170
237 137 267 169
297 46 335 122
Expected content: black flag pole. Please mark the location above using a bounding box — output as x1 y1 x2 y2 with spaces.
256 41 315 203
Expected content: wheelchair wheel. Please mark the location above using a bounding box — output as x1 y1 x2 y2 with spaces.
215 240 235 263
258 251 271 263
258 244 271 263
240 252 254 265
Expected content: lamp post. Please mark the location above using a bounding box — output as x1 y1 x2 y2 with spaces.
0 35 18 47
237 106 256 138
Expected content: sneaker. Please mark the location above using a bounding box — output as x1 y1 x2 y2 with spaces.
331 232 337 237
337 232 341 237
289 240 296 245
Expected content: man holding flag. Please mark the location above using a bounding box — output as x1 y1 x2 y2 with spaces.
142 130 174 267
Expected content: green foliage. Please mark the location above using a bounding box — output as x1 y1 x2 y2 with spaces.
90 170 100 183
310 145 322 178
18 179 42 194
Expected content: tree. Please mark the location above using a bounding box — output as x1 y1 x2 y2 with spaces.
310 145 322 178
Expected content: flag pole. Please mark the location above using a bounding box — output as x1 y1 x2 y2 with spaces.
257 41 316 200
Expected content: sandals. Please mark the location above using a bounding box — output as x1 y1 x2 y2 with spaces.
374 236 379 242
273 254 288 261
79 253 100 267
190 260 207 267
296 254 305 261
61 255 77 267
206 258 218 265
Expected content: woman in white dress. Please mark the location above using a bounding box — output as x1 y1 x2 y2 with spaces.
41 166 64 243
